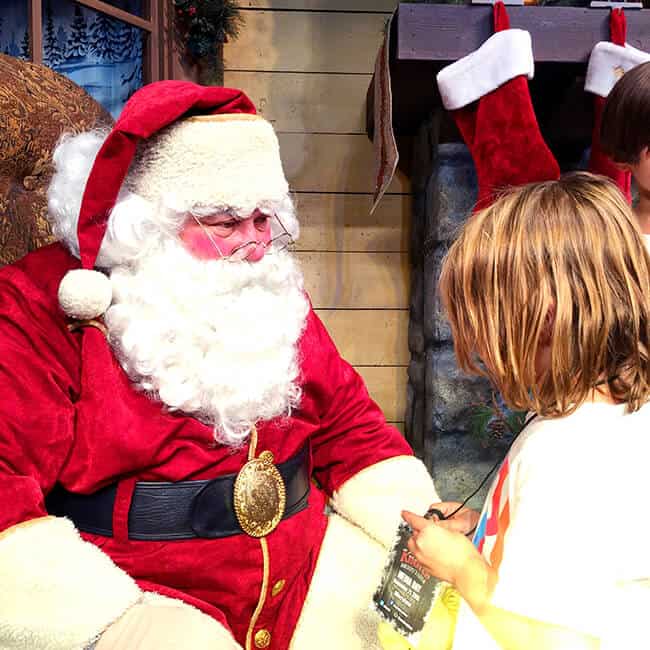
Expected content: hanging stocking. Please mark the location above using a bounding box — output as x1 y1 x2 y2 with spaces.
586 8 650 203
436 2 559 211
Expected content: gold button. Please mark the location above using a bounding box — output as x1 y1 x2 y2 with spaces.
254 628 271 648
271 579 286 597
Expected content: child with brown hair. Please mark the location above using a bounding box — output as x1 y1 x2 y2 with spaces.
388 173 650 650
600 60 650 243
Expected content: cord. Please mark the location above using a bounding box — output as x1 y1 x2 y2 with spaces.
429 413 539 522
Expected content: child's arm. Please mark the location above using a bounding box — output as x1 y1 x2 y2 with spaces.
402 511 600 650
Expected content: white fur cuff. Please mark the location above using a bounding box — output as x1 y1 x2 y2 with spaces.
585 41 650 98
290 514 387 650
0 517 141 650
436 29 534 111
331 455 439 549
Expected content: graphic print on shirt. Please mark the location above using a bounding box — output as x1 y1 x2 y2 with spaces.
473 456 511 571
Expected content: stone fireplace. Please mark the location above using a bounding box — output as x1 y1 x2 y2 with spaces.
368 2 650 505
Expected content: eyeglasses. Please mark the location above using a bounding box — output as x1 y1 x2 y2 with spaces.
190 212 295 262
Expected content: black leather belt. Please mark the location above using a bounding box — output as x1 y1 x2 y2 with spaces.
46 445 310 540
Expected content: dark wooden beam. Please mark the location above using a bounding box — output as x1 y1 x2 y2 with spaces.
28 0 43 65
73 0 153 32
397 3 650 63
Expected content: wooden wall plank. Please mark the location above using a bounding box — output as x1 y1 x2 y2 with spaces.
297 251 409 309
295 193 410 252
356 366 407 423
223 11 388 73
280 134 410 194
315 309 409 365
227 7 412 431
241 1 396 10
223 71 372 134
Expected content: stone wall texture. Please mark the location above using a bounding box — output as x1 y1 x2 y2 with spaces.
406 116 514 508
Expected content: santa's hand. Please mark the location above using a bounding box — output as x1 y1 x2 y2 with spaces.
402 510 479 587
95 596 241 650
425 502 479 537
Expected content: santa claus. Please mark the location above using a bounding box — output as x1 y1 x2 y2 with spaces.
0 81 439 649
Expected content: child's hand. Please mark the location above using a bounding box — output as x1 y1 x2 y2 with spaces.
402 510 480 587
425 502 479 537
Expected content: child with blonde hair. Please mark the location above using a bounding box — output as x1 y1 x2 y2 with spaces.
383 172 650 650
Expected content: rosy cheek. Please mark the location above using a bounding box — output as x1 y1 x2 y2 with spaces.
179 227 231 260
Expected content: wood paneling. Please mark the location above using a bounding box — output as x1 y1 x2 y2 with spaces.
223 11 388 73
225 6 412 422
223 71 372 134
315 309 409 365
241 1 397 10
356 366 407 423
298 251 409 309
295 193 410 252
280 134 410 194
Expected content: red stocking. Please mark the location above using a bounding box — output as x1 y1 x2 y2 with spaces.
436 2 559 211
586 9 649 202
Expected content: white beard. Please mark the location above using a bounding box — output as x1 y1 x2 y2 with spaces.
104 241 309 447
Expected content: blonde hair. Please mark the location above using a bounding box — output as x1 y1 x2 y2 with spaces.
439 172 650 416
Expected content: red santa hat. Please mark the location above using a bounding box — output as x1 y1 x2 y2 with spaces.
58 80 289 321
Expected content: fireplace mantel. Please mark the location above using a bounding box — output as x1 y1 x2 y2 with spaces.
367 2 650 141
396 3 650 63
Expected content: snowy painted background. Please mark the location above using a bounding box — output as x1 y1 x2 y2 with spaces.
0 0 143 118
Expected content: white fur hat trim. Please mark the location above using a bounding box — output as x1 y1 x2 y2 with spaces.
436 29 534 111
585 41 650 98
58 269 112 320
127 114 289 216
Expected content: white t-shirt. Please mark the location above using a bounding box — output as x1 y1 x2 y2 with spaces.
450 401 650 649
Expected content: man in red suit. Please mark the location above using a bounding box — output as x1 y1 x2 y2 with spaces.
0 82 438 650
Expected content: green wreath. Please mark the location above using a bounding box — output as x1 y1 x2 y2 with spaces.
173 0 242 84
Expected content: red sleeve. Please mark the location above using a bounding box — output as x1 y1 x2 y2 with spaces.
0 262 79 531
300 307 412 495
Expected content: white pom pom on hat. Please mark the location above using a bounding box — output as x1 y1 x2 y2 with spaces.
57 81 261 320
58 269 113 320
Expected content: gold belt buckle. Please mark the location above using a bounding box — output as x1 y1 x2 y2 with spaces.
234 450 286 538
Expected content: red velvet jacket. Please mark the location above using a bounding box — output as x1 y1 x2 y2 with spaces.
0 244 412 648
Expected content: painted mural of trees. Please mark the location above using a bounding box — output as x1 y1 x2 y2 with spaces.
66 4 88 60
89 11 116 61
43 1 65 67
6 32 20 57
56 24 67 54
20 30 29 60
112 22 133 62
123 0 143 60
